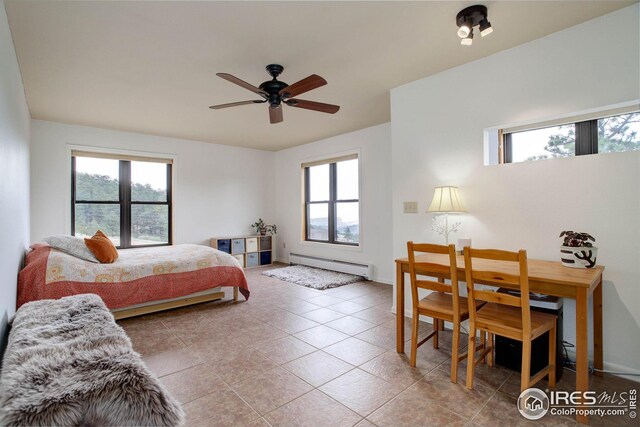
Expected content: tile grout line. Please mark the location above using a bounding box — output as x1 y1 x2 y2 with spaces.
465 368 514 423
363 348 454 416
126 272 472 425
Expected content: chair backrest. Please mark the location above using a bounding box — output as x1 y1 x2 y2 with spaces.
406 241 461 321
463 247 531 338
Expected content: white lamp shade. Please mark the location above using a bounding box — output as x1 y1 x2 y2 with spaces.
427 186 467 213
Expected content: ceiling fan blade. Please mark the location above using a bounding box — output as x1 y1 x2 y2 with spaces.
285 99 340 114
209 100 266 109
269 104 283 124
279 74 327 99
217 73 267 97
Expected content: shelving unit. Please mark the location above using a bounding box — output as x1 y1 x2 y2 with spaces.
210 235 273 269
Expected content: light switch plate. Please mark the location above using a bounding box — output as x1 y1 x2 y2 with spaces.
403 201 418 213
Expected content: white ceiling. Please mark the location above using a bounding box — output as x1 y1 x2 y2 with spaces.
5 0 634 151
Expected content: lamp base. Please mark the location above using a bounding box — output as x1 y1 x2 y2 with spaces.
431 214 461 246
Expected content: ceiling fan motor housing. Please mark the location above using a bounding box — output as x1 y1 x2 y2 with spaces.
260 64 288 106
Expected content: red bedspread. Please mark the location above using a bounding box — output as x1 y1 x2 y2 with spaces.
18 244 249 310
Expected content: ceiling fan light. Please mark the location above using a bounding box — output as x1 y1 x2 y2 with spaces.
479 18 493 37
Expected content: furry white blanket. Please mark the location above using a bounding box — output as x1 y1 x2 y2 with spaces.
0 294 184 426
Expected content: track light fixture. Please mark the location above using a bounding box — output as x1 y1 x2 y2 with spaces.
456 4 493 46
479 17 493 37
457 18 472 38
461 29 474 46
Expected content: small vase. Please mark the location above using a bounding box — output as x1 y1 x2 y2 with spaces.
259 228 267 236
560 246 598 268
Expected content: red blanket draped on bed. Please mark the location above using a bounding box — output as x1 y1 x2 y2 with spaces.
18 244 249 309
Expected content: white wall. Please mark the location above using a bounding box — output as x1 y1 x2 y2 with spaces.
391 5 640 374
30 120 275 245
274 123 393 284
0 0 30 355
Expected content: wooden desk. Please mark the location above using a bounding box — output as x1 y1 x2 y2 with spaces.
395 253 604 424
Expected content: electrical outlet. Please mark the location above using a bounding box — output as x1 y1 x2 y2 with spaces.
403 201 418 213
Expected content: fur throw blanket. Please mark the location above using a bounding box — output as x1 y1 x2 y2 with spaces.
0 294 184 426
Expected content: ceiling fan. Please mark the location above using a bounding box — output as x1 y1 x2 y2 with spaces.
209 64 340 124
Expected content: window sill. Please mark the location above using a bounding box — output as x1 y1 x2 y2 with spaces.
300 240 362 252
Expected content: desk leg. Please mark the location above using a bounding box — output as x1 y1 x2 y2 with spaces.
396 265 405 353
576 288 589 425
593 277 604 377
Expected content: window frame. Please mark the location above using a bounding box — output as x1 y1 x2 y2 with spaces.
502 110 639 164
303 157 359 246
71 155 173 249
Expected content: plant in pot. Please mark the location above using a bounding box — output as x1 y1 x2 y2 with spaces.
559 231 597 268
251 218 277 236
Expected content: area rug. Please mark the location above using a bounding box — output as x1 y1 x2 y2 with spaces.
262 265 363 290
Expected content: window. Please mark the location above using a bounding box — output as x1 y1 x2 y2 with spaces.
72 152 172 248
304 155 359 245
503 111 640 163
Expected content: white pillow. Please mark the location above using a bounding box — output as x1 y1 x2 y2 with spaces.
42 235 99 263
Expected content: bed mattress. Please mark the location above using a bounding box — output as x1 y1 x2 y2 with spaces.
18 243 249 309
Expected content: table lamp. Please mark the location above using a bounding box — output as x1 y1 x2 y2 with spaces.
427 186 467 244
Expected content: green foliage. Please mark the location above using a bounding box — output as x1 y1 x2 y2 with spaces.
559 230 595 247
75 172 168 243
526 125 575 161
598 113 640 153
76 173 119 201
251 218 277 235
343 226 353 240
527 113 639 161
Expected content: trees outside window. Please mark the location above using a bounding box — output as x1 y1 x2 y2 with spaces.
504 111 639 163
304 156 359 245
72 154 172 248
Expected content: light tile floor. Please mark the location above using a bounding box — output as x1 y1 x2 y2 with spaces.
118 264 638 427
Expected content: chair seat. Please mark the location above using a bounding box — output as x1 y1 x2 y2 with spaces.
474 303 557 341
417 292 483 320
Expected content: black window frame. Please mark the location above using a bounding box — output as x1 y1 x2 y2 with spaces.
503 111 639 163
71 155 173 249
304 158 359 246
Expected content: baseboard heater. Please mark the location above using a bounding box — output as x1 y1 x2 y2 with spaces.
289 253 373 280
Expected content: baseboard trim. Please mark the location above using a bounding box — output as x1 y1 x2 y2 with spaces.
563 348 640 383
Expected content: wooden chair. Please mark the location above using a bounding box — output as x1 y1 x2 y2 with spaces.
463 247 557 392
407 241 481 383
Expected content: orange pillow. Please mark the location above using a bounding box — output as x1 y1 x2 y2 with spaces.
84 230 119 263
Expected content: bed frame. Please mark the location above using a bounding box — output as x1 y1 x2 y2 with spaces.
112 286 239 320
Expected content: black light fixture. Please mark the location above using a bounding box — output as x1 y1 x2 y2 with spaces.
456 4 493 46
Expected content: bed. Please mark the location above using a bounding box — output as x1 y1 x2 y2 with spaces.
17 243 249 319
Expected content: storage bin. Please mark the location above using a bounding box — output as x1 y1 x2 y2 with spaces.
260 251 272 265
231 238 245 254
259 236 272 251
246 237 258 253
233 254 245 268
216 239 231 254
246 252 259 267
